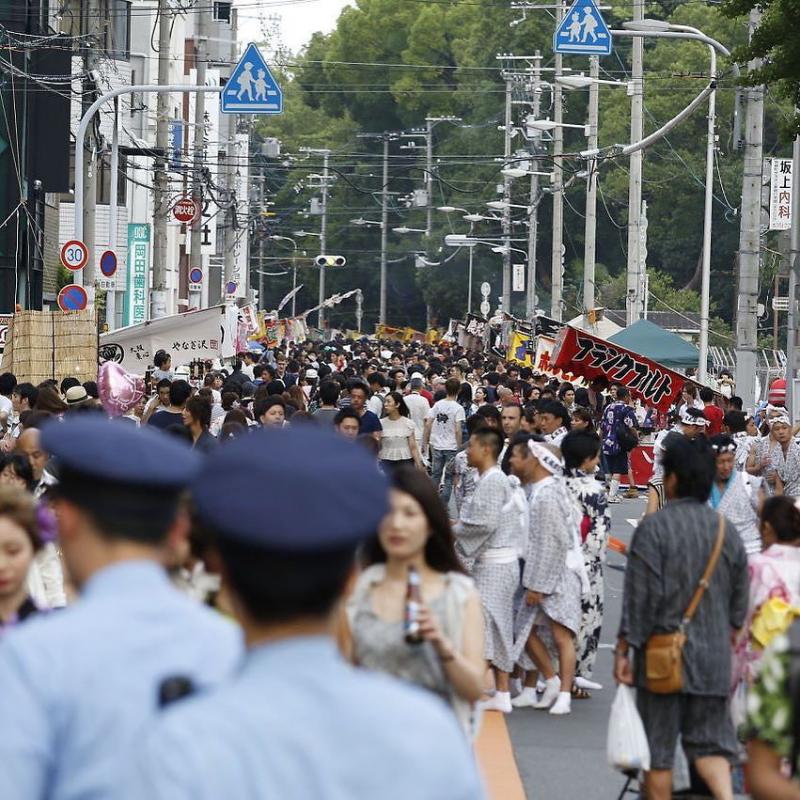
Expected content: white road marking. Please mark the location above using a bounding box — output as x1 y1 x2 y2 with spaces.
626 518 639 529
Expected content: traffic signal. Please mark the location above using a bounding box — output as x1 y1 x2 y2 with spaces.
314 255 347 268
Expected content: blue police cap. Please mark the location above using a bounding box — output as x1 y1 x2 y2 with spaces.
40 416 201 489
191 427 389 551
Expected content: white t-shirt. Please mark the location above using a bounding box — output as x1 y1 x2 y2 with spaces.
0 394 12 420
404 392 430 442
426 399 465 451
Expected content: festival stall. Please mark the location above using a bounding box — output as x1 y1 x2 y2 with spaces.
99 305 243 369
552 326 707 486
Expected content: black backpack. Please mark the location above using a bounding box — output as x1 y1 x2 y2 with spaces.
615 419 639 453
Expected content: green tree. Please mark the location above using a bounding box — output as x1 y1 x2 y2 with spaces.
722 0 800 133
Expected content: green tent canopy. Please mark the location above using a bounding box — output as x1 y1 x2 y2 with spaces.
607 319 699 369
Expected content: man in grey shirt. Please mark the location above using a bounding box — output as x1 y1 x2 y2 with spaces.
615 434 748 800
312 380 341 426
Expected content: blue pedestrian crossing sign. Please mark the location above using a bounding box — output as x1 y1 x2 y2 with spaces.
221 43 283 115
554 0 613 56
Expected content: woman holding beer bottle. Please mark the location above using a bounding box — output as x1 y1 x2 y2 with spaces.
0 486 45 635
341 467 485 734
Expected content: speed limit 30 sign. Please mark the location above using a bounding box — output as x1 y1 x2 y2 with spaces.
60 240 88 272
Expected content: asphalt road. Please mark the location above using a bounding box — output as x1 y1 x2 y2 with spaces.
506 495 644 800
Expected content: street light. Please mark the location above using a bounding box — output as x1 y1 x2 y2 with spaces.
436 206 468 214
267 235 300 317
557 74 632 91
350 217 383 228
293 229 321 238
501 167 555 180
526 117 590 136
393 226 427 234
491 245 528 259
487 200 531 212
612 21 731 384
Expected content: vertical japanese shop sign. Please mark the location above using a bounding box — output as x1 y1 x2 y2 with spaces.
126 223 151 327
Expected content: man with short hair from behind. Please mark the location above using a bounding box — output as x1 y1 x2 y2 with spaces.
126 428 484 800
0 417 242 800
423 377 465 504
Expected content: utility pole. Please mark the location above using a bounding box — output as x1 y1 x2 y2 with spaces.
526 54 542 319
502 79 513 314
151 0 172 318
583 56 600 313
380 135 390 324
78 1 102 298
785 134 799 418
426 117 434 247
550 4 565 321
188 4 208 310
318 150 330 328
626 0 645 324
734 7 764 411
223 17 239 299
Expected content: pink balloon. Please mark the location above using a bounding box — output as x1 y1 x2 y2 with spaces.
98 361 145 417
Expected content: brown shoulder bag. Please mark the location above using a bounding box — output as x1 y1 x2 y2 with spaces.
644 513 726 694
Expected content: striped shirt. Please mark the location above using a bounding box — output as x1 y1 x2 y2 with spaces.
619 498 749 696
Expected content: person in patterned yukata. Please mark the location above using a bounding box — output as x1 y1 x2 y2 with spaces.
561 430 611 698
510 440 585 716
749 412 800 498
453 427 520 714
708 434 763 556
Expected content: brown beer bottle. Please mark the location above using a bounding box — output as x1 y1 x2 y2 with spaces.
404 565 424 645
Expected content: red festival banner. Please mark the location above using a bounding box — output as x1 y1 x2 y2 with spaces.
552 326 692 413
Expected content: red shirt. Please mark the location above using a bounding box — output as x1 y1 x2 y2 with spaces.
419 389 434 406
703 404 724 437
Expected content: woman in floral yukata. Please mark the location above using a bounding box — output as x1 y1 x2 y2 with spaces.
561 430 610 698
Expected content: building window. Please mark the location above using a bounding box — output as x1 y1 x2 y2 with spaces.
106 0 131 61
97 154 128 206
213 2 232 23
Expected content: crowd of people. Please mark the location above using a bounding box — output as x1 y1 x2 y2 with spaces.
2 335 800 798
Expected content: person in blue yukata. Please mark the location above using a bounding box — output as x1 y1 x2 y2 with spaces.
126 426 485 800
0 416 242 800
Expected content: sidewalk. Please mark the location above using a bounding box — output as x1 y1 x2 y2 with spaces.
476 711 527 800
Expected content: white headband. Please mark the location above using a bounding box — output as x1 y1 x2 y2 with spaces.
768 413 791 428
529 440 564 476
680 409 707 427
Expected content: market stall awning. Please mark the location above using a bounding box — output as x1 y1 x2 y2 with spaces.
607 319 699 369
552 325 698 412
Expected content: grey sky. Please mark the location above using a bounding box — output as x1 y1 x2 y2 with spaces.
238 0 353 54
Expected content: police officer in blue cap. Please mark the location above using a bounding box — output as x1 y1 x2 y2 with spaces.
127 427 484 800
0 416 242 800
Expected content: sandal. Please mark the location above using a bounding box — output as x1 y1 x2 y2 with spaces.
571 686 591 700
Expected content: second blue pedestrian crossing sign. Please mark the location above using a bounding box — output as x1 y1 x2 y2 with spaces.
222 43 283 115
554 0 613 56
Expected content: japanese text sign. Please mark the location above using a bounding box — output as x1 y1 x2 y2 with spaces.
552 326 690 412
770 158 793 231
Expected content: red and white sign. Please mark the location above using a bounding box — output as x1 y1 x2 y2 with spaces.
552 325 700 413
60 240 88 272
172 197 200 224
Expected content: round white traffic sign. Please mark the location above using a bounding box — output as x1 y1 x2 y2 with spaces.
479 300 491 316
172 197 200 224
60 240 88 272
480 282 491 298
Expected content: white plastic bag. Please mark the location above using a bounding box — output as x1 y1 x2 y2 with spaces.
607 685 651 773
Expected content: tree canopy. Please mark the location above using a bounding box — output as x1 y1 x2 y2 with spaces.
254 0 790 337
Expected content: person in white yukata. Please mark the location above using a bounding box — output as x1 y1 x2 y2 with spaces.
510 440 586 716
0 416 243 800
708 433 763 556
453 427 521 714
126 427 484 800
